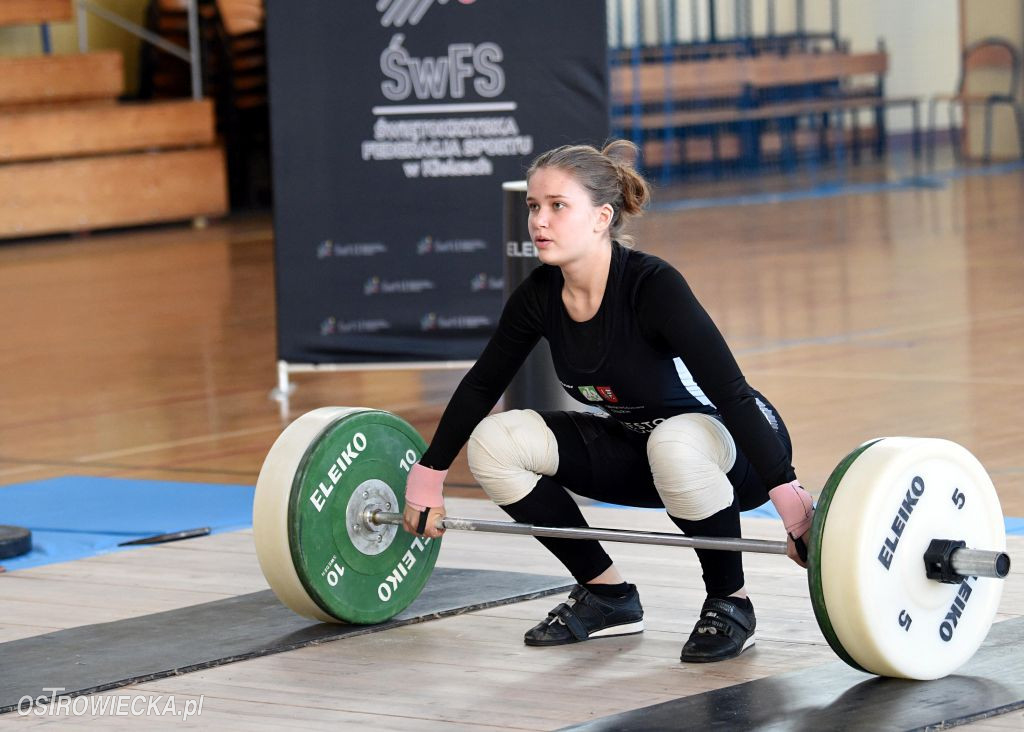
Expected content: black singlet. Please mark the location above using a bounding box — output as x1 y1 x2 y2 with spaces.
420 242 796 489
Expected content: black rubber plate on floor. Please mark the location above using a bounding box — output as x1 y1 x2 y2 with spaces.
0 568 571 714
559 616 1024 732
0 525 31 560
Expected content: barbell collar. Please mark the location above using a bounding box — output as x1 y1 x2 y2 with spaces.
369 511 1011 579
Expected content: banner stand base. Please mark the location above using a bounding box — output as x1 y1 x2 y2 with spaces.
270 359 476 420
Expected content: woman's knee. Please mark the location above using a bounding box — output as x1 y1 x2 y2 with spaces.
467 409 560 506
647 414 737 520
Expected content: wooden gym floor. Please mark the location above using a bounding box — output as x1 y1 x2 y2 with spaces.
0 165 1022 728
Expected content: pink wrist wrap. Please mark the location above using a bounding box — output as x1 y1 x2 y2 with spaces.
769 480 814 538
405 463 447 508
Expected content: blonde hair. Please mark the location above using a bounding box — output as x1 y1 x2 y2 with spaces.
526 139 651 246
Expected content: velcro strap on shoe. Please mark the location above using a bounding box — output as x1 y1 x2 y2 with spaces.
700 598 755 634
696 616 734 636
552 603 590 641
567 585 588 602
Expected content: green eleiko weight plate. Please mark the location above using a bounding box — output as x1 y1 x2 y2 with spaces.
287 409 441 624
807 439 882 674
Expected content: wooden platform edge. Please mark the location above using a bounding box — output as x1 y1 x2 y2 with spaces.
0 570 573 715
557 616 1024 732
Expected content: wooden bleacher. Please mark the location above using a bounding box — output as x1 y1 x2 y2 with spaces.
0 0 71 26
611 42 921 175
140 0 269 208
607 31 842 65
0 99 216 162
0 51 124 105
0 0 227 240
1 149 228 237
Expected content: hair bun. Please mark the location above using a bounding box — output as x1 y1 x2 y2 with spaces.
602 139 640 169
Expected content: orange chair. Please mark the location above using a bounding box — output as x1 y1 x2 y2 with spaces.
928 37 1024 162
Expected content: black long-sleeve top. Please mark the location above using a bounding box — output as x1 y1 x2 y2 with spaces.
421 242 796 488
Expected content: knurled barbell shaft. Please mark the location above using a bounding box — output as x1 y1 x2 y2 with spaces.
446 514 787 554
370 511 785 553
369 511 1010 579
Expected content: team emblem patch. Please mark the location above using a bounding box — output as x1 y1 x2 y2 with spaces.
596 386 618 403
578 386 603 402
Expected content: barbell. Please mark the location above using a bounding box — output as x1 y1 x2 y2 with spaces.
253 407 1012 681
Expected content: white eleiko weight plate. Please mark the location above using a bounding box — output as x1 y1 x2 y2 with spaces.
253 406 371 623
818 437 1006 679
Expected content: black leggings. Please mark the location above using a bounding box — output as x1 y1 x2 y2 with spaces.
499 406 792 597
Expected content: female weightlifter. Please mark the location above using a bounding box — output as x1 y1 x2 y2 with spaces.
402 140 814 663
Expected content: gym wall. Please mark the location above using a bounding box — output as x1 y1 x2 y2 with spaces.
961 0 1024 158
0 0 147 95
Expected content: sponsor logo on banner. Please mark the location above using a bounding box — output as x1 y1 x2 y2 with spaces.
364 277 436 295
378 0 476 28
596 386 619 403
470 273 504 292
578 386 603 402
321 317 391 335
420 313 492 331
362 8 536 180
416 236 487 255
317 240 388 259
506 240 538 258
378 35 504 101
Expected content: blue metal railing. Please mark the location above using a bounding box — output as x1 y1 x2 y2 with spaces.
607 0 845 180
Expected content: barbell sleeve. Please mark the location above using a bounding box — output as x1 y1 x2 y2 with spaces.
951 548 1011 579
369 511 1010 579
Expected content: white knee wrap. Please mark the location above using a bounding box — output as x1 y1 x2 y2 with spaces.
647 413 737 521
467 409 560 506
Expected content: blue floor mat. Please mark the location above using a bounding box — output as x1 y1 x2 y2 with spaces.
0 476 254 571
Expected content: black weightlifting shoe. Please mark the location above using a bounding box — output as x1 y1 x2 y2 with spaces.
524 584 644 646
680 596 756 663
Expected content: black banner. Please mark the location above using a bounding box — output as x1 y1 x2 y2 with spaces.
266 0 608 364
